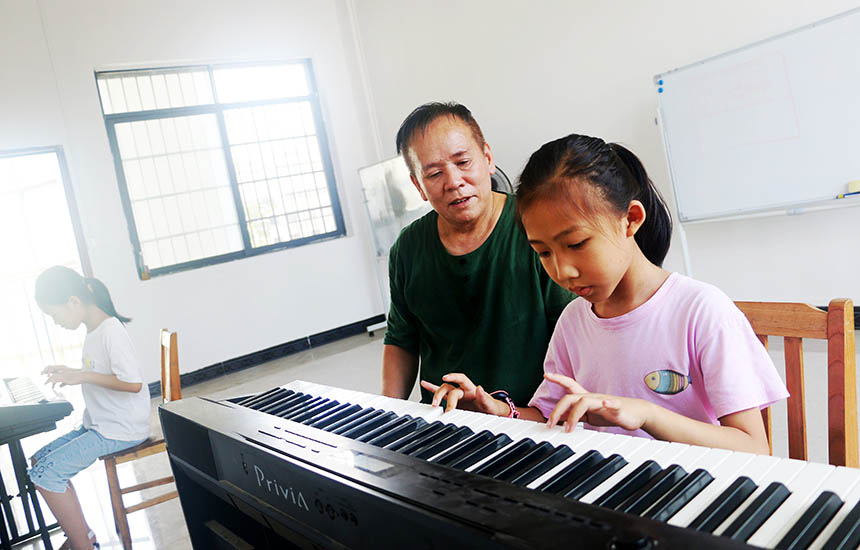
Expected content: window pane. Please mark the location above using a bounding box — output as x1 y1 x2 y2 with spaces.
96 69 215 115
112 113 243 270
213 63 309 103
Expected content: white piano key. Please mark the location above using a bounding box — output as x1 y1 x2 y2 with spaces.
758 465 860 549
747 461 836 547
579 439 689 504
713 457 808 536
808 475 860 550
668 451 758 527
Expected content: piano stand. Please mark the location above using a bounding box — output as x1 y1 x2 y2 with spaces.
0 427 64 550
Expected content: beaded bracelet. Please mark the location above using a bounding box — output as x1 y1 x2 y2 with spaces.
489 390 520 419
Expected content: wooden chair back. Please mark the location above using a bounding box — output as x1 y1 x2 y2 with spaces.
160 329 181 403
735 298 857 467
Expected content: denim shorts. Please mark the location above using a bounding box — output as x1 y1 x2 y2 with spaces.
28 426 147 493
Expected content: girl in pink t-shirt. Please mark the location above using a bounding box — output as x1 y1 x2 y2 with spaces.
423 134 787 453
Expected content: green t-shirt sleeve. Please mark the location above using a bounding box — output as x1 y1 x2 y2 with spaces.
384 239 419 353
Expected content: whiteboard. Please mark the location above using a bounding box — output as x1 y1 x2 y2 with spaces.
656 7 860 222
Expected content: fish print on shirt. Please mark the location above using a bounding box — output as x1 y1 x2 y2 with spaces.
644 369 691 395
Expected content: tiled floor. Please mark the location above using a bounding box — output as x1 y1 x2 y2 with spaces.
13 331 395 550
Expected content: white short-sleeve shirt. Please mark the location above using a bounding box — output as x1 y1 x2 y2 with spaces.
81 317 151 441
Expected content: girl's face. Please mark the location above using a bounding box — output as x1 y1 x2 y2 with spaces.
521 194 641 304
39 296 85 330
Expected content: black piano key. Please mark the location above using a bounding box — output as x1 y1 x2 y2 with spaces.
688 476 758 533
510 445 575 487
493 441 557 482
821 496 860 550
236 387 290 408
644 468 714 522
356 415 414 443
339 411 398 439
260 392 311 415
431 431 495 465
562 454 628 500
384 421 447 452
275 396 326 419
302 402 353 426
257 391 309 413
398 424 459 455
286 399 339 422
308 404 362 429
537 450 602 494
472 439 537 478
324 408 377 433
615 464 688 515
448 433 513 470
775 491 843 550
721 481 792 541
409 426 475 460
366 417 427 447
592 460 662 509
331 409 388 436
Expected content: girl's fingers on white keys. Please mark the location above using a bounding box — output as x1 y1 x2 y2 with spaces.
566 397 599 432
445 388 464 413
544 372 588 394
546 394 577 429
430 383 455 408
441 373 477 393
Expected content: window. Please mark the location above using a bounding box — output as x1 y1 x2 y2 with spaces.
97 61 345 278
0 148 89 376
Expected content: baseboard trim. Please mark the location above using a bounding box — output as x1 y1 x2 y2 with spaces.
149 314 385 398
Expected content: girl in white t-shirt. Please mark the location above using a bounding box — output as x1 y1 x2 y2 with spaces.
29 266 150 550
423 134 787 454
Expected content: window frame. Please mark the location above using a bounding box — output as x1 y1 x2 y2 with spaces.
97 59 346 279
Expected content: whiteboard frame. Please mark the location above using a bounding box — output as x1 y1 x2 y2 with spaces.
654 5 860 223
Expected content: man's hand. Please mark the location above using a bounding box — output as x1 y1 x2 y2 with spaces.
420 373 509 415
544 372 653 432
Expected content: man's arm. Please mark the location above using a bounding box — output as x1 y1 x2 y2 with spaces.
382 344 419 399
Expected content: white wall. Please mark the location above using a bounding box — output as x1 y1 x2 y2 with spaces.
353 0 860 307
1 0 384 381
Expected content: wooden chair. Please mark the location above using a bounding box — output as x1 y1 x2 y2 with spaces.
100 329 181 549
735 299 857 467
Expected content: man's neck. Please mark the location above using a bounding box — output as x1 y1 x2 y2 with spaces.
437 193 506 256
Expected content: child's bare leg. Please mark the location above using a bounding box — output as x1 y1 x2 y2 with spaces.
37 482 93 549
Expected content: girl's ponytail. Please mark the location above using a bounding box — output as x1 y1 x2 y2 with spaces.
608 144 673 266
35 266 132 324
84 277 132 324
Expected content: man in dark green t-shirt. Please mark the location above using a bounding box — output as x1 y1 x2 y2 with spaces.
381 102 574 407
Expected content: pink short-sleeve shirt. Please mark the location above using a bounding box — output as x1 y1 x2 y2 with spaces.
529 273 788 438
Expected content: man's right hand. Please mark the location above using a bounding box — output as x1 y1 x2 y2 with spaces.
420 373 509 415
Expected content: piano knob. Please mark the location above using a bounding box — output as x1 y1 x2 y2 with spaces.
607 535 656 550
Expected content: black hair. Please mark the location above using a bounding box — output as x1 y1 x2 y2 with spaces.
517 134 673 266
395 101 486 175
35 265 132 324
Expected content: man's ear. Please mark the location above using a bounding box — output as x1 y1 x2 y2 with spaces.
625 200 647 237
67 295 83 309
410 173 428 201
484 142 496 176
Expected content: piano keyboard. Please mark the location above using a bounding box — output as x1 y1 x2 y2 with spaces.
229 381 860 550
0 377 46 406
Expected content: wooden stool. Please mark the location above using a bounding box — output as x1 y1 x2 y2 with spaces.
100 437 177 549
